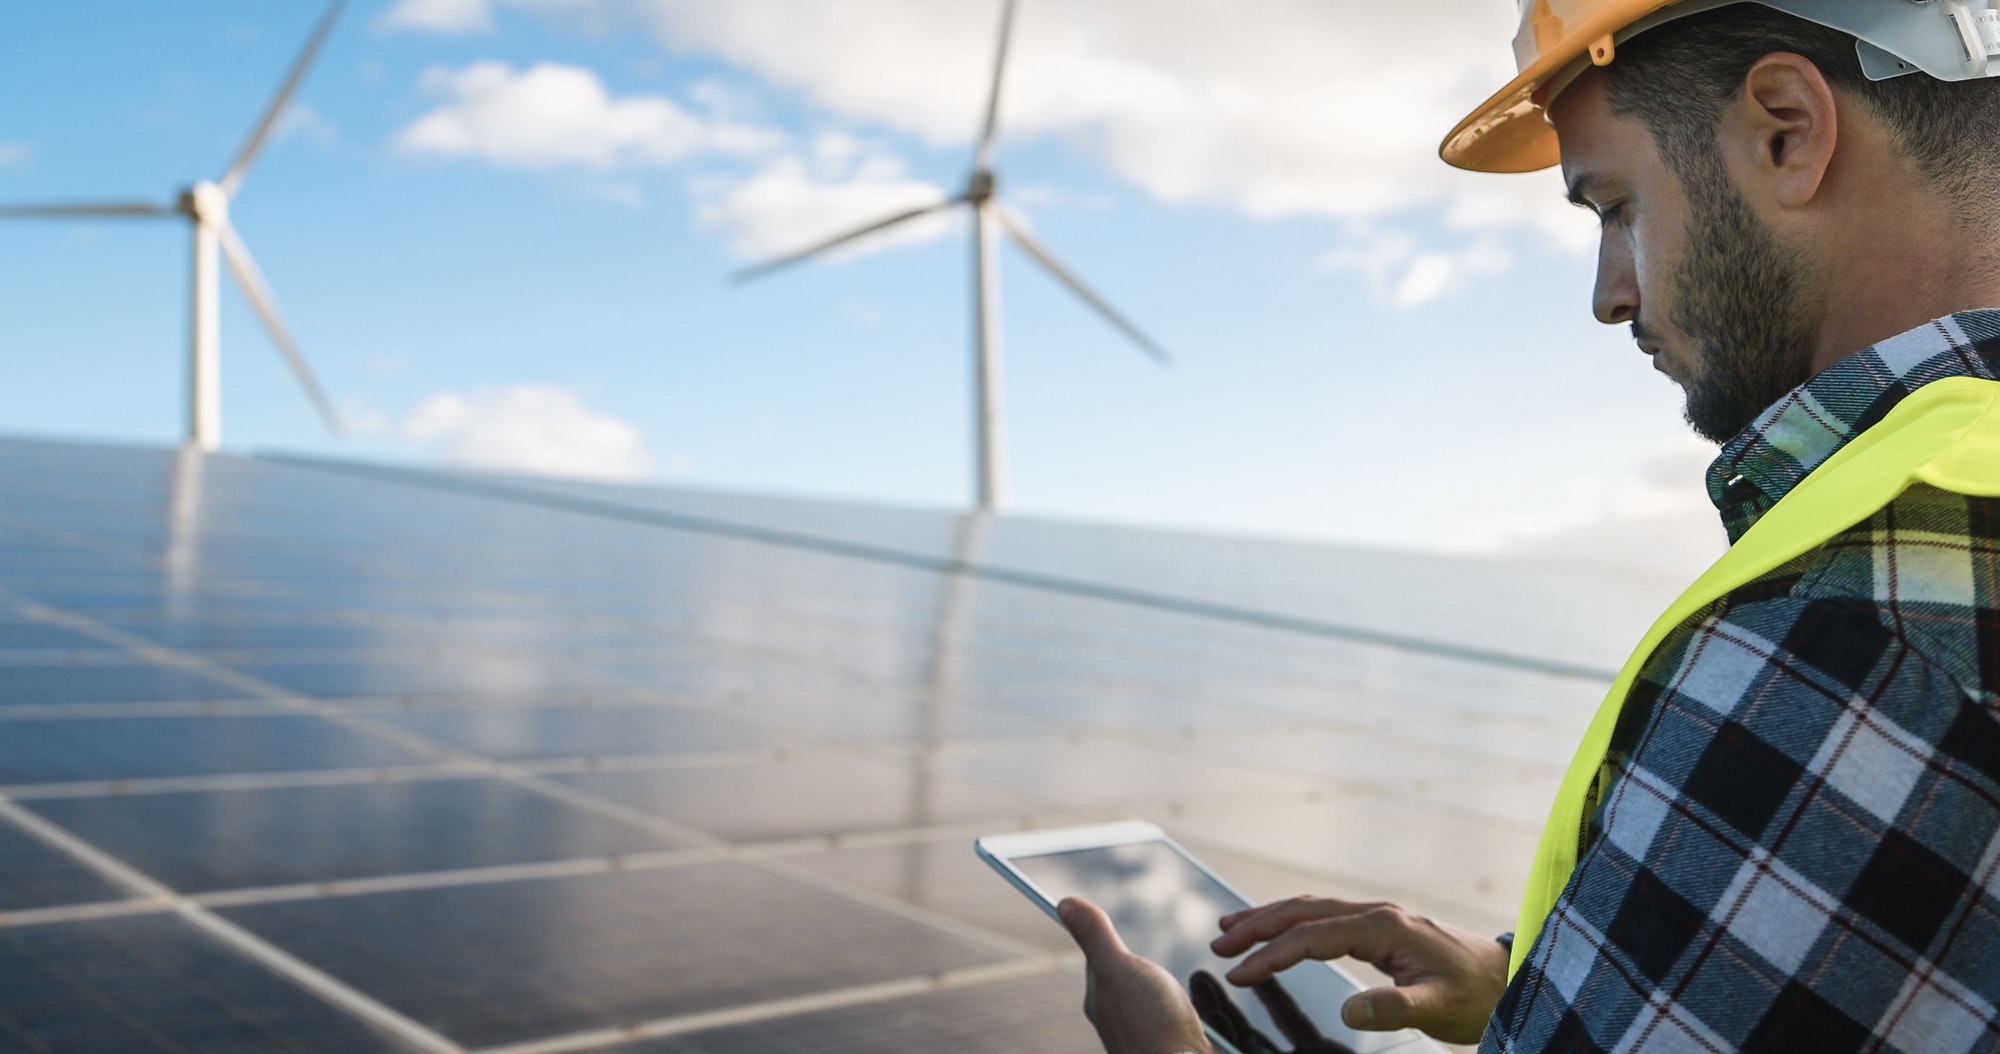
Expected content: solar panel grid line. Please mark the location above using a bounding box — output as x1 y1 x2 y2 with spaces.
0 645 583 667
182 848 734 909
0 699 285 719
466 955 1078 1054
2 573 595 645
0 797 467 1054
725 814 1055 857
326 689 691 713
0 762 481 801
16 601 1354 677
1 590 525 772
0 582 1107 1026
0 598 1077 967
495 770 721 846
0 895 170 929
0 510 167 568
0 628 1528 792
0 741 849 801
148 584 1216 684
0 649 145 666
750 853 1054 961
4 796 1077 1025
279 457 1622 681
0 813 1057 932
527 739 1060 777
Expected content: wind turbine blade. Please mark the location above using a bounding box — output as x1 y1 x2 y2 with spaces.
995 207 1172 365
973 0 1020 171
214 220 344 434
220 1 343 197
732 198 960 284
0 200 174 218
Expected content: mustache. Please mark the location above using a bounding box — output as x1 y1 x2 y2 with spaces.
1630 320 1660 346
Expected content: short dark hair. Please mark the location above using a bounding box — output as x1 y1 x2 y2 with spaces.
1599 3 2000 201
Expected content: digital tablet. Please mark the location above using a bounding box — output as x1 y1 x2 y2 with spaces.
976 821 1448 1054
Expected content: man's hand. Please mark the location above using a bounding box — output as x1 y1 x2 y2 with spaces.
1211 897 1506 1046
1060 897 1215 1054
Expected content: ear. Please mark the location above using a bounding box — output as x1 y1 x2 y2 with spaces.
1727 53 1839 209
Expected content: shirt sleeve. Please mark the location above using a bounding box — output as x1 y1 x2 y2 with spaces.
1481 591 2000 1054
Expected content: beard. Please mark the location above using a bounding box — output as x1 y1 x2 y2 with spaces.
1662 158 1818 444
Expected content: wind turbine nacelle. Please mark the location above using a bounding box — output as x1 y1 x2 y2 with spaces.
181 181 229 225
965 170 998 205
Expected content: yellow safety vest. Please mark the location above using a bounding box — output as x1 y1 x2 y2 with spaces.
1511 376 2000 979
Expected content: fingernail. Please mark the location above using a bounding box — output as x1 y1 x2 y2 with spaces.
1057 900 1074 923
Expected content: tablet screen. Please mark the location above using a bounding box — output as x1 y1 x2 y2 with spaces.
1013 840 1420 1053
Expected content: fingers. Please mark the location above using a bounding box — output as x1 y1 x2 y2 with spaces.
1059 897 1129 962
1343 982 1435 1034
1224 905 1408 987
1251 978 1326 1045
1211 896 1378 957
1190 971 1250 1047
1061 904 1216 1054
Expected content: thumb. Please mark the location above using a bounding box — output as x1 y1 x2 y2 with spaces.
1059 897 1129 961
1342 982 1434 1033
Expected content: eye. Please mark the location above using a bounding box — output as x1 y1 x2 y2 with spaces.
1596 202 1627 229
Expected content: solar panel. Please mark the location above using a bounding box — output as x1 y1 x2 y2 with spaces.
0 435 1652 1052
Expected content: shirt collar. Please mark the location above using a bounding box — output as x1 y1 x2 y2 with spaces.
1708 311 2000 543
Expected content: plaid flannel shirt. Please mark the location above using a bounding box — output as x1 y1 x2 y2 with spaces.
1483 311 2000 1053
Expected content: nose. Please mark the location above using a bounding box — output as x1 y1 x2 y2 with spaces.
1592 230 1638 325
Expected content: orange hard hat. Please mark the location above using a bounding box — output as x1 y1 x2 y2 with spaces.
1442 0 1680 173
1444 0 2000 174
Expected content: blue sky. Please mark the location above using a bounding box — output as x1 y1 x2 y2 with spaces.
0 0 1727 572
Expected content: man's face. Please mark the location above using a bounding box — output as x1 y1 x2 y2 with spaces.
1550 72 1817 443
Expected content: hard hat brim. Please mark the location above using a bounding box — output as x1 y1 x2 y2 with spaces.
1439 75 1562 174
1441 0 1689 173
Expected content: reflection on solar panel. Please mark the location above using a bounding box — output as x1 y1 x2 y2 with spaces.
0 436 1674 1053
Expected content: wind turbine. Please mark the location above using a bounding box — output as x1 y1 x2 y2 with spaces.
0 2 346 453
734 0 1170 510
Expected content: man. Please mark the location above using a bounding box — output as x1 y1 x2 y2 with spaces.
1063 2 2000 1051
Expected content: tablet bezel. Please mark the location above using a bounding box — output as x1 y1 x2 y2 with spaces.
976 820 1182 923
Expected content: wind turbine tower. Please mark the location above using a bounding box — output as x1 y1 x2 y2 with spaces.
0 2 346 453
735 0 1171 510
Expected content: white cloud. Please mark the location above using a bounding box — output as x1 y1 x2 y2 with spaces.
1457 434 1729 577
686 78 766 123
275 103 335 145
379 0 494 34
387 1 1605 279
403 385 653 480
624 0 1590 248
693 131 953 261
1011 183 1114 212
0 141 33 168
1321 228 1512 309
379 0 609 35
397 61 782 170
340 398 393 436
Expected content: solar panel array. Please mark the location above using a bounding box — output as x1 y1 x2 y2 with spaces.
0 436 1651 1053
